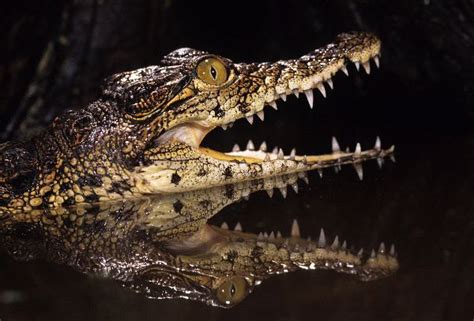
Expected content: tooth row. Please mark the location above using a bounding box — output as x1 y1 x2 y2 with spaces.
219 218 396 256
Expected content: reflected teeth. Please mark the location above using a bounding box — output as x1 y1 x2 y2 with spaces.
304 90 314 109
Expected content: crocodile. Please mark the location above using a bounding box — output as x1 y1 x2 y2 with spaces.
0 174 398 307
0 31 393 213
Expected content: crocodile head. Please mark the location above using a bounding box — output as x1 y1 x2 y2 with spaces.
0 32 392 210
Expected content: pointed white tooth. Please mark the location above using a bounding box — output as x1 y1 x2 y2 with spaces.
354 163 364 181
269 231 275 240
341 65 349 76
374 136 381 150
272 146 278 154
390 244 396 256
257 232 264 240
221 222 229 230
257 110 265 121
277 231 283 238
370 249 376 258
374 55 380 69
317 228 326 247
291 219 300 237
290 148 296 160
263 232 269 239
354 61 360 71
291 183 298 194
277 148 284 160
304 90 314 109
342 240 347 250
281 94 287 102
332 136 341 153
228 122 234 128
355 142 361 155
379 242 386 254
357 248 364 257
269 101 278 110
377 157 384 169
279 186 287 198
316 83 326 98
293 90 300 98
362 61 371 74
318 169 323 178
247 140 255 151
326 78 334 90
232 144 240 152
266 188 274 198
331 235 339 249
259 141 267 151
264 154 270 162
221 124 228 130
234 222 242 231
246 115 254 124
299 172 309 185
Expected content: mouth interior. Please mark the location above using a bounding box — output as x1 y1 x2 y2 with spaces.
154 52 381 164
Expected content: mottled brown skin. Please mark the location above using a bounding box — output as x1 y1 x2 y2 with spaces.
0 32 392 214
0 175 398 308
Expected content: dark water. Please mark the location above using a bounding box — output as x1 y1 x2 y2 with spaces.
1 0 473 320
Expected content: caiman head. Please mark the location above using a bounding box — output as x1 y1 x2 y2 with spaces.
0 32 393 210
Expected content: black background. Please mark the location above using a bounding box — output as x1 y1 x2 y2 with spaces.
0 0 473 320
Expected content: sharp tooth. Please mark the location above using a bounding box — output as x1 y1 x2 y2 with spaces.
357 248 364 257
316 83 326 98
246 115 254 124
331 235 339 249
354 163 364 180
362 61 371 74
221 124 228 130
234 222 242 231
266 188 274 198
326 78 334 89
390 154 396 163
370 249 376 259
318 169 323 178
228 122 234 128
269 231 275 240
277 231 283 238
277 148 284 160
374 56 380 69
299 172 309 184
263 232 269 239
269 101 278 110
342 240 347 250
378 242 386 254
281 94 287 102
341 65 349 76
257 232 264 240
355 142 361 155
272 146 278 154
291 183 298 194
377 157 384 169
332 136 341 153
259 141 267 151
221 222 229 230
264 154 270 162
390 244 396 256
247 140 255 151
279 186 287 198
354 61 360 71
290 148 296 160
374 136 381 150
257 110 265 121
317 228 326 247
293 90 300 98
304 90 314 109
291 219 300 237
232 144 240 152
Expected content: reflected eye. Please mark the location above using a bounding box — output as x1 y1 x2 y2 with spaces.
196 57 228 85
216 276 248 306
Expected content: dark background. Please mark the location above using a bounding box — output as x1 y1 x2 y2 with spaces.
0 0 473 320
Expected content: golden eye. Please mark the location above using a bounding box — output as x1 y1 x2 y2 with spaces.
215 276 248 306
196 57 228 85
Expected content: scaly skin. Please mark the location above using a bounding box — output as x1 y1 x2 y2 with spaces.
0 32 392 213
0 175 398 308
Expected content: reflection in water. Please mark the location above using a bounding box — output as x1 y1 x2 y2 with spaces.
0 173 398 308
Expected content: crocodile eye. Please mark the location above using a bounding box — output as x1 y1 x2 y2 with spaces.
215 276 248 306
196 57 228 85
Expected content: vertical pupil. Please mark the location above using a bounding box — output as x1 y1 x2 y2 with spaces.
230 284 236 296
210 66 217 80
